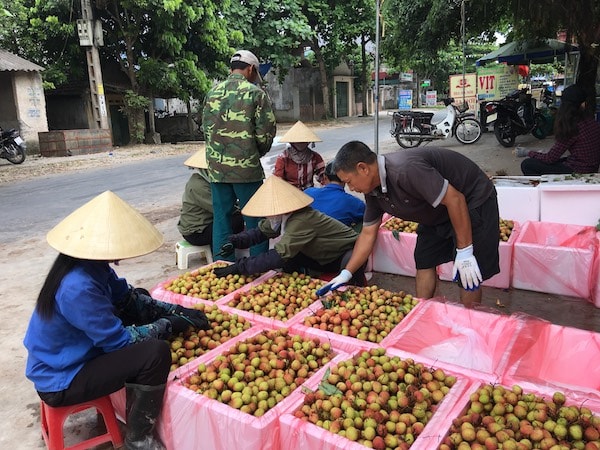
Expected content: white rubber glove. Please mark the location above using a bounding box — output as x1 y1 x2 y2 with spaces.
316 269 353 296
452 245 482 291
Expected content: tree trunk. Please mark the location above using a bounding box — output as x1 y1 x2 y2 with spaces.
576 47 599 114
311 39 330 119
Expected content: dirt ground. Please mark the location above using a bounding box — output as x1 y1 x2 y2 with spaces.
1 115 598 449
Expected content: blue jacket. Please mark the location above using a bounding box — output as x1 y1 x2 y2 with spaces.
23 261 131 392
304 183 365 227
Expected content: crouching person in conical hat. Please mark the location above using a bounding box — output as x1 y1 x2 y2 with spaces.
23 191 211 450
213 175 366 285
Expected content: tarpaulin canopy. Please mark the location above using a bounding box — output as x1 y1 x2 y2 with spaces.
476 39 578 66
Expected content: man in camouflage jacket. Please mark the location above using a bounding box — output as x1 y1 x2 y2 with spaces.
202 50 277 261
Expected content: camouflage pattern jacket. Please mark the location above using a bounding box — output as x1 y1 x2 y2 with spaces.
202 73 276 183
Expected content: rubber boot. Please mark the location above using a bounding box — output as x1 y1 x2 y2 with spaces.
124 382 167 450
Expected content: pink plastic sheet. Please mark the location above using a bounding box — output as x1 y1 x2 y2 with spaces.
512 221 598 299
371 215 418 277
437 220 521 289
278 348 473 450
382 299 524 383
164 327 350 450
502 319 600 401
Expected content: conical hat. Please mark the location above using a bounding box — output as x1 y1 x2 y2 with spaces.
242 175 314 217
279 121 322 143
46 191 164 260
184 148 208 169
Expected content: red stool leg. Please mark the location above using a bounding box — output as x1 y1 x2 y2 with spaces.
40 396 124 450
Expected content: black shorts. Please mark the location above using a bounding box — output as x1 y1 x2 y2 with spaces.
414 192 500 283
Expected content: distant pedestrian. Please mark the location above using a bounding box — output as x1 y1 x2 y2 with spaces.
202 49 277 261
518 84 600 175
274 121 325 190
304 161 365 231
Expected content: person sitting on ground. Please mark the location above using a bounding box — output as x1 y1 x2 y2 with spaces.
23 191 210 450
304 160 365 231
177 150 244 246
274 120 326 190
518 84 600 175
213 175 365 285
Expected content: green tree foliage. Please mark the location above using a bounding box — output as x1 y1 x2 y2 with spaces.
0 0 86 89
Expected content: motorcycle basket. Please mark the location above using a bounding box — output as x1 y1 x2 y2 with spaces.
393 111 434 128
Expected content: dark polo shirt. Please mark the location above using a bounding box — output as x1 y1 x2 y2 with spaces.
364 148 494 226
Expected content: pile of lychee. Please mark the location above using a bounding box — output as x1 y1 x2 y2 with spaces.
167 303 252 371
226 272 324 321
183 329 335 417
293 348 457 449
303 285 418 343
164 264 256 300
382 217 419 233
440 383 600 449
499 218 515 242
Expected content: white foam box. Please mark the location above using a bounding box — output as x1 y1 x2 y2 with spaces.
512 221 598 299
279 347 473 450
380 299 526 383
539 180 600 226
437 220 521 289
494 179 541 223
163 327 350 450
371 228 418 277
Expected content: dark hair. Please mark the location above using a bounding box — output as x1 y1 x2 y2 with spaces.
332 141 377 173
36 253 78 320
324 161 341 182
230 60 251 71
554 97 588 141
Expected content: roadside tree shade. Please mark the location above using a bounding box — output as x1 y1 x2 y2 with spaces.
476 39 578 66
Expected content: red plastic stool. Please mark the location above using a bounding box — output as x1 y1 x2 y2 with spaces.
40 395 124 450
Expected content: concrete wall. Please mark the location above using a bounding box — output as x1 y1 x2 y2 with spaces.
265 67 324 122
0 71 48 152
13 71 48 152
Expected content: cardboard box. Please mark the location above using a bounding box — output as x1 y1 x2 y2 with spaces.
512 221 598 298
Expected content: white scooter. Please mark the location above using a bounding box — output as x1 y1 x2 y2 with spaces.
390 98 482 148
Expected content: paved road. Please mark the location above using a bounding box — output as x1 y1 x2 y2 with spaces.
0 116 393 245
0 112 543 245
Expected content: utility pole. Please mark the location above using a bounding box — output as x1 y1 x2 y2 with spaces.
77 0 109 129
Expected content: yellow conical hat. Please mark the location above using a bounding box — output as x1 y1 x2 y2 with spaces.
184 148 208 169
46 191 164 260
279 121 322 143
242 175 314 217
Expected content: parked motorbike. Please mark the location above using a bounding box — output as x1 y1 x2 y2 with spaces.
390 98 482 148
490 88 549 147
0 127 26 164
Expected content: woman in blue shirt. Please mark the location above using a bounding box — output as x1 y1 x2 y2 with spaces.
24 191 209 450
